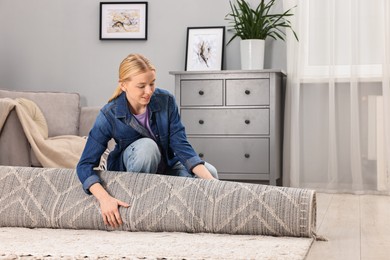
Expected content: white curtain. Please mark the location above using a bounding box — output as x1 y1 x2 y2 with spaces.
283 0 390 194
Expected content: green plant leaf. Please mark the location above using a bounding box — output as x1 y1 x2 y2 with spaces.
225 0 298 44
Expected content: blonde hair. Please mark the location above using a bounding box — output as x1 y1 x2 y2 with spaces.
108 54 156 102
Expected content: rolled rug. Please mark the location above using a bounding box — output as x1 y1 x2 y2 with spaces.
0 166 317 238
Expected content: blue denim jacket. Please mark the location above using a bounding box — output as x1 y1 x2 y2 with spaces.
76 88 204 193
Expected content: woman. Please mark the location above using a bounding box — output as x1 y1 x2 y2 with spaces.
77 54 218 228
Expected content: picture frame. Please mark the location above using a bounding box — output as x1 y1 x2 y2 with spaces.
185 26 225 71
100 2 148 40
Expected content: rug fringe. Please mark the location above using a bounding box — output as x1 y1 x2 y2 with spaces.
312 231 328 241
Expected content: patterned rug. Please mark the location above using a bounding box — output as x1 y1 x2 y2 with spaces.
0 166 317 237
0 166 318 259
0 166 317 238
0 227 314 259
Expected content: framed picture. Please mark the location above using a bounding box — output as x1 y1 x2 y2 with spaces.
185 26 225 71
100 2 148 40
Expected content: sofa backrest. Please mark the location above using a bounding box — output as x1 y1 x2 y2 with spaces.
0 89 80 136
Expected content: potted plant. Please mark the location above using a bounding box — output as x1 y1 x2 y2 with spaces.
226 0 298 70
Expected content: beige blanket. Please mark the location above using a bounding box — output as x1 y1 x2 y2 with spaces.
0 97 86 168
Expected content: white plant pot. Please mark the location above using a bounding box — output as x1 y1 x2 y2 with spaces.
240 39 265 70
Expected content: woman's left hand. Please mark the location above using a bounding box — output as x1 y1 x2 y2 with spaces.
192 164 217 180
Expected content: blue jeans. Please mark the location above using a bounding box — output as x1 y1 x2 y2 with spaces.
122 138 218 179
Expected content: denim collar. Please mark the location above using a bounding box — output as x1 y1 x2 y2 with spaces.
114 91 161 138
115 92 130 118
115 91 161 119
148 92 161 114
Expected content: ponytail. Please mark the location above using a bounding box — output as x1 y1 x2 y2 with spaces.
108 85 123 103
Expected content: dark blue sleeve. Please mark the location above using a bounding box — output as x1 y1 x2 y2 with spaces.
76 111 113 194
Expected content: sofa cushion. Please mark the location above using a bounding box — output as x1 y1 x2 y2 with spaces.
79 106 100 137
0 89 80 136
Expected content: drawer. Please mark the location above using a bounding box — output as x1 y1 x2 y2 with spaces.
226 79 269 106
181 108 269 135
180 80 223 106
189 137 269 174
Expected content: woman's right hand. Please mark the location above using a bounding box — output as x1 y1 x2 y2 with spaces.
89 183 130 228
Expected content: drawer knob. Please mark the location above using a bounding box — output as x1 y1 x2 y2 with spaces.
199 153 204 158
199 90 204 95
245 119 250 124
199 119 204 124
245 90 251 95
245 153 250 158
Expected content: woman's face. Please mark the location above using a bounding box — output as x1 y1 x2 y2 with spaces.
120 70 156 114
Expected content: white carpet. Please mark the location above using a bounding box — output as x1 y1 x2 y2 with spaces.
0 227 313 260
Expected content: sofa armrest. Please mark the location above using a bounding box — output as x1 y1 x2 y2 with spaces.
78 107 100 137
0 109 31 166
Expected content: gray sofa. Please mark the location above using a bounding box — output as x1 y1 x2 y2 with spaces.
0 89 100 167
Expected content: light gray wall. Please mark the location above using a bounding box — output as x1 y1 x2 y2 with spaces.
0 0 286 107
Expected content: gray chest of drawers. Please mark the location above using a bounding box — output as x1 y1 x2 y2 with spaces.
170 70 285 185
